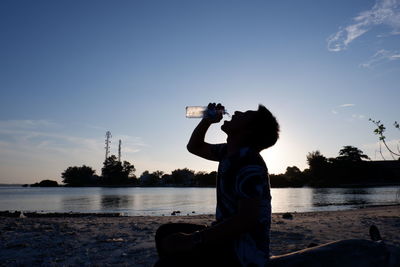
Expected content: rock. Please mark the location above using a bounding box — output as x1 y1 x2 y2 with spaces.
282 212 293 220
307 242 319 248
171 210 181 216
106 238 125 242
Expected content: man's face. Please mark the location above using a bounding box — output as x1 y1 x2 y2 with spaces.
221 110 257 136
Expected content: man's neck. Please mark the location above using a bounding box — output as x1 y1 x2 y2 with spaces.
227 136 260 156
226 137 247 157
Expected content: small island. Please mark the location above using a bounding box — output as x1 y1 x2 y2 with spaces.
30 180 59 187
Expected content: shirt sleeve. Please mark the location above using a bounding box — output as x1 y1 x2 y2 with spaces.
235 165 268 199
209 143 227 161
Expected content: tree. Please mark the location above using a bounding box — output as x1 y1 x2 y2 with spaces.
269 166 305 188
306 151 330 186
195 171 217 187
165 168 195 186
101 155 136 185
369 119 400 160
62 165 97 186
285 166 302 177
139 170 164 186
306 150 328 171
283 166 305 187
336 146 370 162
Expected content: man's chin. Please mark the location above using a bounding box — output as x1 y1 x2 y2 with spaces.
221 121 229 133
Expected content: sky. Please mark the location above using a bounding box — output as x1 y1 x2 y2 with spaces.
0 0 399 184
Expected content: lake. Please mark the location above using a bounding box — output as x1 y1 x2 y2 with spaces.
0 186 399 216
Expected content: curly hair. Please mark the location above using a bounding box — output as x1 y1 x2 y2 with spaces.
249 105 280 151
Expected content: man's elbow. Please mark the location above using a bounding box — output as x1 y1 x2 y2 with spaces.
186 143 197 154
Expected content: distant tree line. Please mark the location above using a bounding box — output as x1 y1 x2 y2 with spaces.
31 146 400 188
58 154 217 187
270 146 400 188
61 155 137 186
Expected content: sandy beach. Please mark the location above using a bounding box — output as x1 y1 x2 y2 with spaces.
1 205 399 266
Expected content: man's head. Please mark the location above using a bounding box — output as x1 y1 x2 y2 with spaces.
221 105 280 151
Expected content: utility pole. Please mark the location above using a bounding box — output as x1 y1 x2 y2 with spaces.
105 131 112 161
118 139 122 162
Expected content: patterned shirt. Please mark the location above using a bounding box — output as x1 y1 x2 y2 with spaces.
211 144 272 267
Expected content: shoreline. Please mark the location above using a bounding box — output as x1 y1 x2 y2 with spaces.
1 203 399 218
1 205 399 266
3 183 400 188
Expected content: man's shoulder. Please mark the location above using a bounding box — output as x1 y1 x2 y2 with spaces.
239 148 267 168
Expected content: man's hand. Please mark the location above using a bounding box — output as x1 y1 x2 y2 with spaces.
161 232 196 254
203 103 225 124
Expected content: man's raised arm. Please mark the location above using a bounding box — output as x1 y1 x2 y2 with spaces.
186 103 224 161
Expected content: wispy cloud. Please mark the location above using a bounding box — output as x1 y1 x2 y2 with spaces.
352 114 366 120
332 104 365 120
360 49 400 68
0 119 59 129
327 0 400 52
0 120 145 155
108 134 147 155
332 104 355 114
0 120 145 181
339 104 356 107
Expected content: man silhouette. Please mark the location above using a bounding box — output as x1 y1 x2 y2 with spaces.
154 103 279 267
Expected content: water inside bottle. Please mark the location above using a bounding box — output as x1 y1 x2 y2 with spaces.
186 106 206 118
185 106 231 118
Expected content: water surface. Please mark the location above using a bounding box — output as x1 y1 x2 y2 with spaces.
0 186 399 216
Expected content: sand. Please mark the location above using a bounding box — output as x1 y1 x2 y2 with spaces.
1 205 399 266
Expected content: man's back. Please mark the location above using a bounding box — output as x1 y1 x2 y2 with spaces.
212 144 272 266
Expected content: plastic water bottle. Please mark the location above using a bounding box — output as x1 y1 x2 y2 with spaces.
185 106 229 118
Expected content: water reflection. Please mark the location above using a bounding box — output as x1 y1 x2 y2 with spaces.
271 188 314 213
343 188 369 194
310 188 370 209
101 195 131 209
1 186 399 215
61 194 98 212
308 187 400 210
311 188 329 208
342 188 369 206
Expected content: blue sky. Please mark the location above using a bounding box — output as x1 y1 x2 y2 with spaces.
1 0 399 183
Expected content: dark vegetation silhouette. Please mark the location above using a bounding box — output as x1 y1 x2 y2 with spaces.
271 146 399 188
32 147 399 188
31 179 59 187
62 165 98 186
369 119 400 160
101 155 136 186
